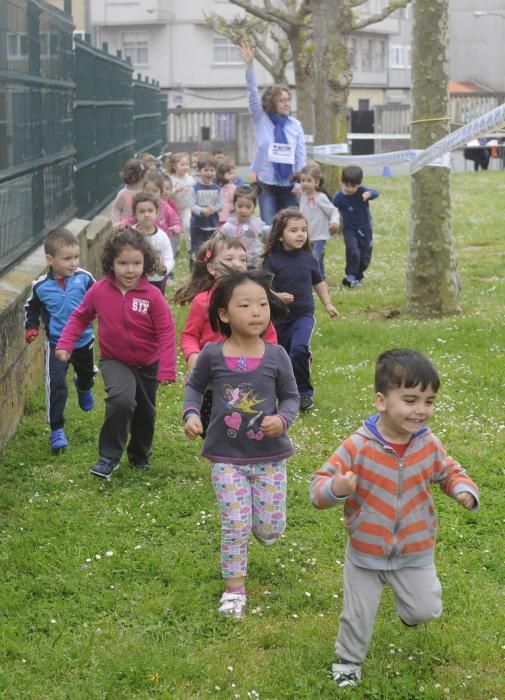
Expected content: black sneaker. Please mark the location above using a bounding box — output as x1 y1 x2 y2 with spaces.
128 456 150 469
91 456 120 481
332 662 362 688
299 396 314 411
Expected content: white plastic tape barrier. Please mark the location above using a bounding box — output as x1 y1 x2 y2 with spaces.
307 102 505 173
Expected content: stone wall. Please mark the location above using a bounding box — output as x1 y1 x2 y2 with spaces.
0 216 112 452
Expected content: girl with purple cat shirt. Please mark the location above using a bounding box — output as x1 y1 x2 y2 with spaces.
183 269 299 619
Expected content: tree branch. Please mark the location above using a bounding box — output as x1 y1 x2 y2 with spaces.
229 0 309 31
204 11 291 83
352 0 411 30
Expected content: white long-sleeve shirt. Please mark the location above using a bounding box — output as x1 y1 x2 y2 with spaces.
299 191 340 242
134 225 174 281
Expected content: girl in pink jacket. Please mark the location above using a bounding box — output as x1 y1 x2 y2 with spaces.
56 228 177 481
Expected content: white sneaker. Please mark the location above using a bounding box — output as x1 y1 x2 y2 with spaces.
253 533 277 547
332 662 362 688
218 591 247 619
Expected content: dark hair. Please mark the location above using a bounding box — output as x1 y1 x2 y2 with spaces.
143 171 165 194
121 158 145 185
261 84 291 113
209 268 288 337
232 183 259 207
262 208 310 260
173 231 247 305
341 165 363 186
132 191 159 215
44 227 79 255
216 160 235 186
102 227 158 277
299 164 324 191
375 349 441 395
197 153 217 171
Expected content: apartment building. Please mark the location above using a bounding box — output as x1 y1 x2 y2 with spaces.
88 0 412 111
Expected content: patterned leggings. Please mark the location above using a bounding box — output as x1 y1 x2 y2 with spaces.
211 461 287 579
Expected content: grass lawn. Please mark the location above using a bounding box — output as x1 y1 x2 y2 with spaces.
1 172 505 699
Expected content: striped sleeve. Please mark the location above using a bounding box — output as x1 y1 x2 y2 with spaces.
310 437 357 509
431 436 480 511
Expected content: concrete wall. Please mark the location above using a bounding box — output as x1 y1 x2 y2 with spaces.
0 216 112 452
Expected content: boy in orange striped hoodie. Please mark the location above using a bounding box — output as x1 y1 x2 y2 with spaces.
310 349 479 688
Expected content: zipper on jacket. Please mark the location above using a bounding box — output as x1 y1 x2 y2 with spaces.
389 456 404 559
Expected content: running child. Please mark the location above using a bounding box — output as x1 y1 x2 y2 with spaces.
111 158 145 224
220 185 270 268
166 152 195 249
24 228 95 453
262 208 339 411
189 154 223 263
160 174 182 261
120 172 182 239
332 165 379 288
176 232 277 433
130 192 174 291
298 164 340 279
183 268 299 618
138 152 158 172
311 349 479 688
56 228 176 480
216 160 237 225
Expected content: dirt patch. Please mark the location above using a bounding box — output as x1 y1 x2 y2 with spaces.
367 307 401 321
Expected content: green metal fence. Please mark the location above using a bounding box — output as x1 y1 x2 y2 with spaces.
0 0 166 275
0 0 75 274
74 39 135 219
133 75 163 157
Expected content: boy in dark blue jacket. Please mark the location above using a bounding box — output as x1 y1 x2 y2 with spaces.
24 228 95 452
332 166 379 288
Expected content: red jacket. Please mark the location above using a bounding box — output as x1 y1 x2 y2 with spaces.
57 275 176 382
180 287 277 361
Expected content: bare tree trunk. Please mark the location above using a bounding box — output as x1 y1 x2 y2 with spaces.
310 0 352 191
289 26 314 134
407 0 460 317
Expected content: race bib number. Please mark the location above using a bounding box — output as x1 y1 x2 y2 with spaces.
268 142 295 165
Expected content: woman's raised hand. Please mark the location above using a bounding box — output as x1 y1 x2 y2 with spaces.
238 40 255 66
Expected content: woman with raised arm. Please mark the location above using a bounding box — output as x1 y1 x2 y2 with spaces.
239 40 307 225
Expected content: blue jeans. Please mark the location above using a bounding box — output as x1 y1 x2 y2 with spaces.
311 239 327 279
258 182 298 225
275 314 315 397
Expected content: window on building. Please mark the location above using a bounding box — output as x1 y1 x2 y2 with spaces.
390 45 410 69
212 36 241 65
349 38 357 69
361 39 373 70
377 39 386 71
122 32 149 65
7 33 28 57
